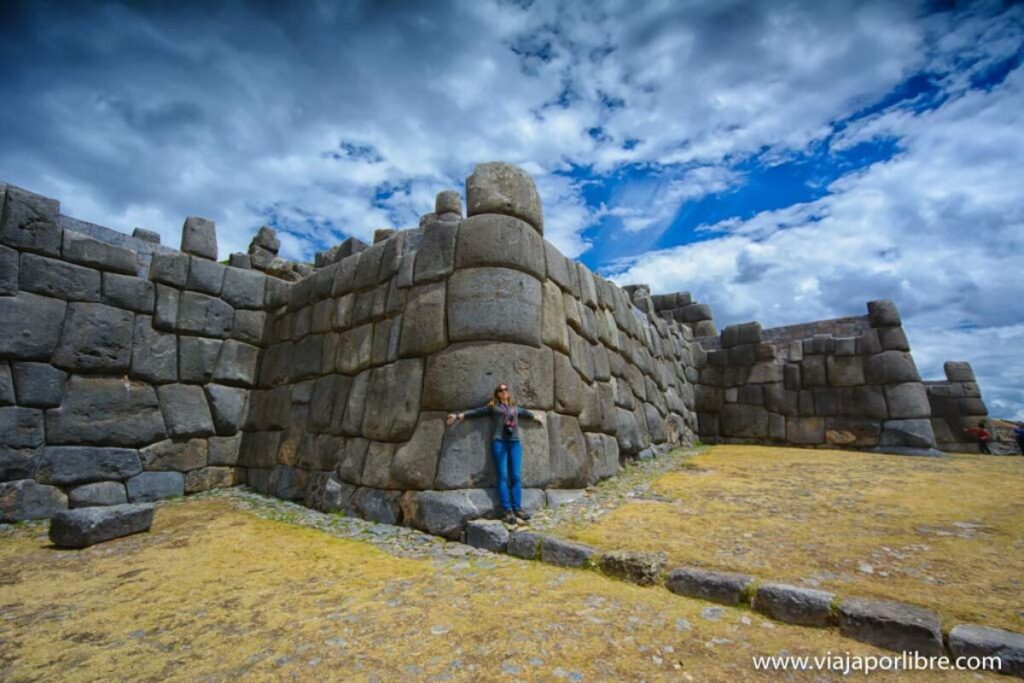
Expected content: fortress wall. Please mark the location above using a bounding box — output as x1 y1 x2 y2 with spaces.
0 181 282 522
924 361 990 452
689 300 941 453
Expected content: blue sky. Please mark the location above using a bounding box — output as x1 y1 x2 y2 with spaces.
1 0 1022 419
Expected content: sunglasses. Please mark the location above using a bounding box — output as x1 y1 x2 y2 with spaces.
498 387 509 392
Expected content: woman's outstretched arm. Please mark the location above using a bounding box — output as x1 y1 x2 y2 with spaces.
517 407 545 423
445 405 491 426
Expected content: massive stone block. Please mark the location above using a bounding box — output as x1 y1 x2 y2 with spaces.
447 267 542 346
46 376 166 446
400 488 496 539
553 351 582 415
11 362 67 408
826 355 865 387
455 214 545 279
0 243 17 295
20 252 100 301
399 282 446 357
176 291 233 338
547 413 587 488
413 221 458 284
864 351 920 385
885 382 930 419
157 384 215 438
221 266 265 309
63 231 136 274
35 446 142 485
149 250 188 287
867 300 901 328
422 342 553 412
140 438 208 472
362 358 424 442
186 256 226 295
720 404 770 439
178 336 222 383
465 162 543 234
49 503 154 548
205 384 248 435
0 292 66 360
52 302 134 372
0 479 67 522
213 340 259 386
879 419 936 449
0 185 61 256
0 407 44 449
585 432 620 482
102 272 155 313
181 216 217 260
389 413 445 490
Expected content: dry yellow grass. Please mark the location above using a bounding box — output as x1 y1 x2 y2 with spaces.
0 498 1000 681
562 445 1024 633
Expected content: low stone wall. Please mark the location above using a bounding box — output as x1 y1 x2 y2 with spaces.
925 361 990 452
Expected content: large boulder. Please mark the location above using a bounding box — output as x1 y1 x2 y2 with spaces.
398 282 447 357
465 162 543 234
0 292 66 360
547 413 588 488
361 359 424 441
35 446 142 486
422 342 553 412
447 267 542 346
455 214 545 279
180 216 217 260
49 503 155 548
46 376 166 447
388 413 444 489
400 488 496 540
52 303 134 372
157 384 215 438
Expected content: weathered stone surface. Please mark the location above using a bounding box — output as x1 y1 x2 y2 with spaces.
465 162 543 234
52 302 134 372
20 252 100 301
865 350 920 385
599 551 666 586
827 355 865 386
542 280 570 354
157 384 215 438
720 404 770 438
948 625 1024 678
0 480 67 522
185 466 240 493
548 413 588 488
340 370 370 436
139 438 207 472
507 530 543 559
35 446 142 485
754 583 836 627
787 416 825 444
466 519 510 553
1 185 61 256
304 472 357 513
153 284 179 331
68 481 128 508
46 376 166 446
413 221 458 284
0 445 36 480
455 214 545 279
665 567 754 606
585 432 620 482
553 352 582 415
126 471 185 502
400 488 495 539
132 228 161 244
359 441 397 489
0 292 66 360
149 250 188 287
615 407 642 456
62 231 136 274
433 418 494 489
747 360 784 384
181 216 217 260
838 597 943 655
399 282 446 357
0 243 17 295
176 336 220 384
885 382 930 419
352 487 403 525
801 355 826 387
49 503 155 548
207 434 241 466
336 323 372 375
389 414 444 489
879 419 936 449
944 361 975 382
176 291 233 338
212 340 259 386
447 267 542 346
867 300 901 327
11 362 67 407
102 272 155 313
231 309 265 345
252 226 281 253
540 536 596 568
422 342 553 411
221 266 265 308
228 252 250 269
825 418 881 447
360 359 423 441
204 384 248 435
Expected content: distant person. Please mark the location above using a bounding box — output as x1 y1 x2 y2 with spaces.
1014 425 1024 455
446 383 545 525
964 420 992 454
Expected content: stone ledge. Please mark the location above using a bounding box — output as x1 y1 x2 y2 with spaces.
48 503 155 548
838 597 944 655
665 566 755 606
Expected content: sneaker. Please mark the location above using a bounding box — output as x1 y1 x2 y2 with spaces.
514 508 532 521
503 511 518 525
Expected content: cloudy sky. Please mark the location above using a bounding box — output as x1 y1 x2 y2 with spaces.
1 0 1022 419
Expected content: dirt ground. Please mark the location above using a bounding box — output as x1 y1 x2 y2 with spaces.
0 495 1003 682
561 444 1024 633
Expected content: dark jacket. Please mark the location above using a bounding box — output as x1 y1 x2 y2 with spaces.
462 403 539 441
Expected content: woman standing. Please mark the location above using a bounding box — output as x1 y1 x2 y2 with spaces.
446 383 545 525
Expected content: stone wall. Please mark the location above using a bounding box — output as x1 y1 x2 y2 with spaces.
0 181 283 522
689 301 942 454
925 361 990 452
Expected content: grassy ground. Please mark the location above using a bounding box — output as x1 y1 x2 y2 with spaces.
0 498 999 682
561 445 1024 633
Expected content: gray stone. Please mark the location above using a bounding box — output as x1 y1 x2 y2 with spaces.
20 252 100 301
352 487 403 525
466 519 510 552
0 243 17 295
0 292 66 360
62 231 136 274
422 342 553 411
827 355 865 386
11 362 67 407
304 471 357 513
139 438 207 472
585 432 620 482
885 382 930 419
153 284 179 331
252 226 280 253
351 242 385 291
181 216 217 260
455 214 545 279
0 406 44 448
720 404 770 438
337 436 369 484
433 418 495 489
176 291 233 338
599 551 667 586
178 336 222 383
389 414 444 489
248 246 275 270
867 300 901 327
413 220 459 284
157 384 215 438
786 416 825 444
49 503 155 548
465 162 543 234
553 352 582 415
825 418 881 448
948 624 1024 678
231 309 265 345
435 190 462 216
35 446 142 485
398 282 446 357
864 351 920 385
615 407 642 456
132 228 161 244
68 481 128 508
290 334 324 380
52 302 134 372
46 376 166 446
218 266 265 310
878 326 909 351
540 536 597 568
548 413 588 488
126 471 185 502
339 370 370 436
149 250 188 287
186 256 226 296
212 340 259 386
665 567 754 606
102 272 155 313
447 267 543 346
507 530 543 559
944 361 976 383
0 479 67 522
879 419 936 449
399 488 495 539
207 434 241 466
359 441 396 489
264 276 291 308
185 466 240 494
129 316 176 383
0 185 61 256
838 597 943 655
754 583 836 627
204 384 247 436
228 252 251 269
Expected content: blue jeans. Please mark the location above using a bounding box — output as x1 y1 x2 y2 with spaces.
491 439 522 512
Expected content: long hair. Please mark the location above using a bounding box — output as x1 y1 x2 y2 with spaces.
486 382 517 408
